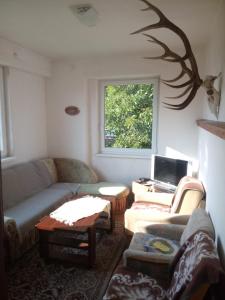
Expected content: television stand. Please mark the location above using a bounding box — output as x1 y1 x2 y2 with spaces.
132 180 174 202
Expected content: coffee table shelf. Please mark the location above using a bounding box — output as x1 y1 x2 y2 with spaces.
36 215 98 267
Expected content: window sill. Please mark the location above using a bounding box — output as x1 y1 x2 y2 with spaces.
96 153 151 159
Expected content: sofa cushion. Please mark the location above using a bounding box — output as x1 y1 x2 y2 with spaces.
5 188 72 240
40 158 58 183
54 158 98 183
3 161 53 210
180 208 215 245
50 182 80 194
78 182 129 198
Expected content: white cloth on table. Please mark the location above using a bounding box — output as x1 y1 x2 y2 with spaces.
50 196 110 226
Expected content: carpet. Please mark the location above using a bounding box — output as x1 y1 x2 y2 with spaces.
8 219 127 300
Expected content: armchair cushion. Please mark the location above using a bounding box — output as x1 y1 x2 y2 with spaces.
123 231 180 281
131 201 170 213
134 192 174 206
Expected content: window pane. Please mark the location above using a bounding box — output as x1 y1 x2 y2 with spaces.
104 83 154 149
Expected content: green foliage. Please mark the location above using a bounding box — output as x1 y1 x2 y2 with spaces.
104 83 154 149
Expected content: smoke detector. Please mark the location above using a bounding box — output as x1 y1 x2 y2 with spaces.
70 4 98 27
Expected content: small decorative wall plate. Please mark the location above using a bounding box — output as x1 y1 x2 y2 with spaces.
65 106 80 116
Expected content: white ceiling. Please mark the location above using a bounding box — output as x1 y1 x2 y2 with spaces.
0 0 220 60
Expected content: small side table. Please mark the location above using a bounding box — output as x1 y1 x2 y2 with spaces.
132 180 174 202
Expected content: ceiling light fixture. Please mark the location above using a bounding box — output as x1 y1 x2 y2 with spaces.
70 4 98 27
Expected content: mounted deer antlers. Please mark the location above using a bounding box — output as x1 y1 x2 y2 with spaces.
132 0 221 114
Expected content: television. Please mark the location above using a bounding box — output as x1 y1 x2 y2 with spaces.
151 155 191 189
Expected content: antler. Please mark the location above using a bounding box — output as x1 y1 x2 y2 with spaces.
132 0 203 110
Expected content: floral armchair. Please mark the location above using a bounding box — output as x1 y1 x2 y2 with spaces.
103 231 225 300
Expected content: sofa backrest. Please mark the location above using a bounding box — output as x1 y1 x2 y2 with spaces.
54 158 98 184
180 208 215 245
2 160 54 210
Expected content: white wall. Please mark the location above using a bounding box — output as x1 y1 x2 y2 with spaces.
197 0 225 263
47 48 205 186
0 37 51 77
0 38 51 167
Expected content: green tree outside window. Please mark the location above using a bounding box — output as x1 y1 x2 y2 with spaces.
104 83 154 149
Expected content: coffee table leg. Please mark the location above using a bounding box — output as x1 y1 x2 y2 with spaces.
88 226 96 267
39 230 49 260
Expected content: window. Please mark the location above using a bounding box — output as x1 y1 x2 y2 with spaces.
0 66 11 158
100 77 158 157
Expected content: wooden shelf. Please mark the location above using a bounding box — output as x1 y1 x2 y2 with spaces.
197 119 225 140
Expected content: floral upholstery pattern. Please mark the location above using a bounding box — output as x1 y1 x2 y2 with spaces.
103 231 225 300
167 230 224 299
103 265 166 300
131 201 171 213
4 216 20 262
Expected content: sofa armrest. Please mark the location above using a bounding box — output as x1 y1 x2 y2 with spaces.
134 192 174 206
4 216 20 263
54 158 98 184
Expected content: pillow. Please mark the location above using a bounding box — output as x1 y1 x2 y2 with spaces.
41 158 58 183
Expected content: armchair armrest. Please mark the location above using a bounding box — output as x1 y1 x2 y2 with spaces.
134 221 185 241
135 192 174 206
125 209 190 235
54 158 98 184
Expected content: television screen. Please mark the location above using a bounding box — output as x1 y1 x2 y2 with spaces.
151 155 189 187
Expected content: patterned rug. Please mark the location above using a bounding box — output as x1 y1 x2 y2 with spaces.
8 217 127 300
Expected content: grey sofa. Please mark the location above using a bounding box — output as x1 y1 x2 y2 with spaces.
3 158 129 262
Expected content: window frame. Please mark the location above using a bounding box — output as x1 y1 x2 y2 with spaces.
0 66 11 158
99 77 159 157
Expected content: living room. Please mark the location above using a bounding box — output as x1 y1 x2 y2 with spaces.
0 0 225 299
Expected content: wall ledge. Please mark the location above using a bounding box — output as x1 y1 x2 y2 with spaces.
197 119 225 140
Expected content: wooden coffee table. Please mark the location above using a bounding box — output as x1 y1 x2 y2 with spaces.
35 195 116 267
36 213 99 267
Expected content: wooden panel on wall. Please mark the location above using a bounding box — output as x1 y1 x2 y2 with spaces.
197 119 225 140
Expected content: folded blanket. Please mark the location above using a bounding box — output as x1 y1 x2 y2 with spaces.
50 196 110 226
